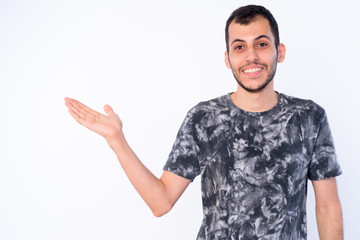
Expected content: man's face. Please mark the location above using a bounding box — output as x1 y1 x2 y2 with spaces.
225 16 285 93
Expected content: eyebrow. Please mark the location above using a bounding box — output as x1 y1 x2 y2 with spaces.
231 35 271 45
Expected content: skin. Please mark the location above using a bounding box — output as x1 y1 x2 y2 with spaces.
64 98 191 217
224 16 286 113
312 178 344 240
65 15 343 238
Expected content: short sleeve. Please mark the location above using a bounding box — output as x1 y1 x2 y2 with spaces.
163 110 201 181
308 112 342 181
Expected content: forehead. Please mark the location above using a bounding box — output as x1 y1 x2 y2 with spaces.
228 16 275 42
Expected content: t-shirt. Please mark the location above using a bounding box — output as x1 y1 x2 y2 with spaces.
163 93 342 240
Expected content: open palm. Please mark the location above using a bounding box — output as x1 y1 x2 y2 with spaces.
65 97 123 141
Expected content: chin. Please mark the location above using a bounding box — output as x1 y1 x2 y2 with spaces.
238 79 273 93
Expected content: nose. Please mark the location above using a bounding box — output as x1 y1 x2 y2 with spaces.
245 46 259 62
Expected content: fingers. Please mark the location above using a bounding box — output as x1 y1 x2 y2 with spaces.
65 98 98 117
103 104 114 116
65 98 88 125
67 107 83 125
64 97 101 125
65 97 123 139
65 98 95 116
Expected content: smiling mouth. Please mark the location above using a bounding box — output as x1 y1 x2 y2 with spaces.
243 67 263 74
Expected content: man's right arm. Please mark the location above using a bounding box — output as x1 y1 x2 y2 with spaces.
64 97 191 217
108 135 191 217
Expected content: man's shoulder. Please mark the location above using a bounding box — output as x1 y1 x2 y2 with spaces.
189 93 231 114
183 93 232 125
281 93 326 116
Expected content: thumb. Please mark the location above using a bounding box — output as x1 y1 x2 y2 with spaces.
103 104 114 115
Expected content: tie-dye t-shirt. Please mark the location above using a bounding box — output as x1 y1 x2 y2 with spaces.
164 93 342 240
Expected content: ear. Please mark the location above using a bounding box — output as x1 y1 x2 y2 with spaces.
277 43 286 63
224 51 231 69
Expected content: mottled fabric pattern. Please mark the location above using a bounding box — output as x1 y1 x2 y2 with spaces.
164 93 342 240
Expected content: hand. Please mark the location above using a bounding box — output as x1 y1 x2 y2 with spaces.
64 97 123 142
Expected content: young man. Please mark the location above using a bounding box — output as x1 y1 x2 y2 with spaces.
65 5 343 240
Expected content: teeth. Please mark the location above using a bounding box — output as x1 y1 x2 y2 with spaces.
243 68 262 73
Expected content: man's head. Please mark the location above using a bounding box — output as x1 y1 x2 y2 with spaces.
224 5 286 93
225 5 280 53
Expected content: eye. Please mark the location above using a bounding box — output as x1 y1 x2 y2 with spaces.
257 42 268 47
234 45 244 50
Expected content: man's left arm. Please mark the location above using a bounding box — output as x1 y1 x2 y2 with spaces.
312 177 343 240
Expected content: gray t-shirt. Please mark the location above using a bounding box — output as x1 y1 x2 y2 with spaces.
164 93 342 240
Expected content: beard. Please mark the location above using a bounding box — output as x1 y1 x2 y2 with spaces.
230 58 278 93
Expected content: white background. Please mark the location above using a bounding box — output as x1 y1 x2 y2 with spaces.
0 0 359 239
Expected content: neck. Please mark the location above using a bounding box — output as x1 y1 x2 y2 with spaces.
230 83 278 112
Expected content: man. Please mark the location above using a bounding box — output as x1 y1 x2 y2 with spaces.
65 5 343 239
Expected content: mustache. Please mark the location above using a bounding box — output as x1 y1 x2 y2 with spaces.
239 62 268 71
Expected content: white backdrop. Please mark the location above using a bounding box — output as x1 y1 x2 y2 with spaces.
0 0 359 239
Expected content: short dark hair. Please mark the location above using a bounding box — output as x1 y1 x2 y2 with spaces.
225 5 280 52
